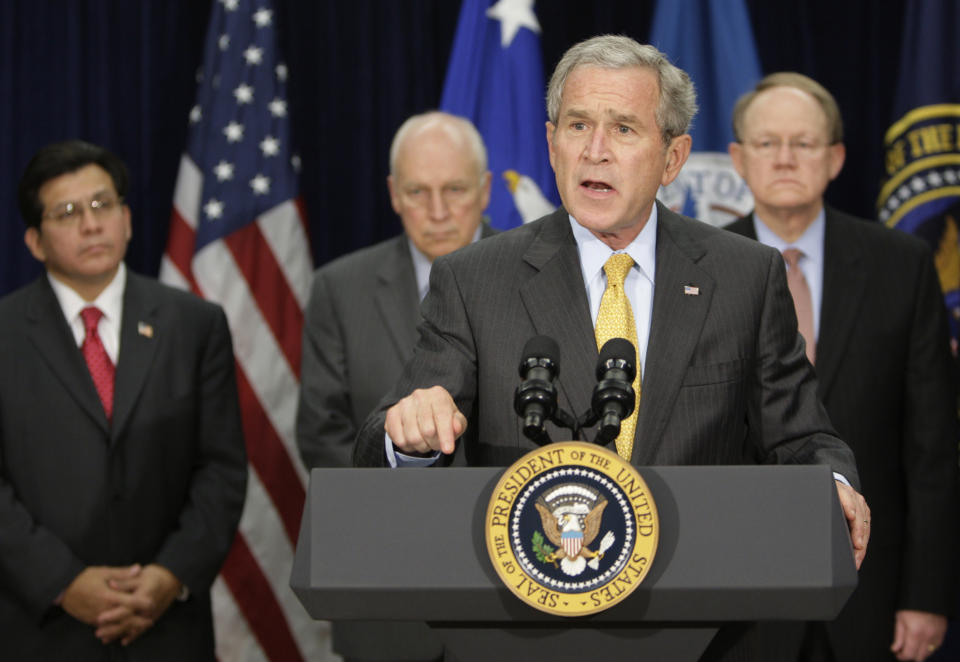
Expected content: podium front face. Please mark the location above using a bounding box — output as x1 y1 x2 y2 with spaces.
292 465 855 624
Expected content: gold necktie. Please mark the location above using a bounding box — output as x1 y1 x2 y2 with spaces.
595 253 640 460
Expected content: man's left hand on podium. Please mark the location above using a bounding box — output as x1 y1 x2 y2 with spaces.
835 481 870 569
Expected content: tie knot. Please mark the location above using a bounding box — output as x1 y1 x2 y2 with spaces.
782 248 803 268
80 306 104 334
603 253 634 286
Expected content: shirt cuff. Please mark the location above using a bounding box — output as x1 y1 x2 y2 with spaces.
833 472 850 487
384 433 440 467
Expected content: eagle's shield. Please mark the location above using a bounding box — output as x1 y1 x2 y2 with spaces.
562 530 583 558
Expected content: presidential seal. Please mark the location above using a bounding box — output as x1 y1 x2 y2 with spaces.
485 441 659 617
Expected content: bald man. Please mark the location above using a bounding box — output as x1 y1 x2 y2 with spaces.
295 111 494 662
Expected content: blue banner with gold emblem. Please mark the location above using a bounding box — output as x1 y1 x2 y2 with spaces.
649 0 761 226
440 0 558 230
877 0 960 349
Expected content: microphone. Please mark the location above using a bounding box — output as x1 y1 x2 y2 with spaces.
513 335 560 445
591 338 637 445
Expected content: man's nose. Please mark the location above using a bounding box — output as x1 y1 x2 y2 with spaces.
77 205 103 232
773 141 798 166
584 128 609 162
428 189 449 221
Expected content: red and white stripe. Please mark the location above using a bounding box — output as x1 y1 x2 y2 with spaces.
162 155 333 661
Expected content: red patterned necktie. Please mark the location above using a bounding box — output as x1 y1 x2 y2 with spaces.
782 248 816 364
80 306 115 422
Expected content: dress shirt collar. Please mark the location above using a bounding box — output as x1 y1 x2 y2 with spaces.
752 208 825 265
47 263 126 359
570 204 658 288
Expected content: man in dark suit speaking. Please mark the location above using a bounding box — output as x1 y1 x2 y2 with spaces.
296 111 494 661
725 73 958 662
0 140 247 659
353 36 871 658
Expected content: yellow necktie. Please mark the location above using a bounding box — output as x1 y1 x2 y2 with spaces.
595 253 640 460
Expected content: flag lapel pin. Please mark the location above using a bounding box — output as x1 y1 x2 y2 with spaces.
684 285 700 296
138 321 154 338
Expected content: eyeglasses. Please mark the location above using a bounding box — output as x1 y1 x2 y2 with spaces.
742 137 829 160
42 194 123 225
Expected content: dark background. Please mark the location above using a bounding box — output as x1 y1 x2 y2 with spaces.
0 0 906 295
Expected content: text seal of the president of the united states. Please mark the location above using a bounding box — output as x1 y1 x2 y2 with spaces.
485 441 659 616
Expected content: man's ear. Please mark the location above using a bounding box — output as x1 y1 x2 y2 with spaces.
24 227 45 263
387 175 403 216
728 141 746 178
827 142 846 181
545 121 556 170
661 134 692 187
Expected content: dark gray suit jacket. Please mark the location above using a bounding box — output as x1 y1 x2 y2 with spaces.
727 208 959 662
0 272 247 661
354 205 858 483
296 224 493 659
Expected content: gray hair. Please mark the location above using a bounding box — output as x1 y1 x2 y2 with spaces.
389 111 488 177
546 35 698 145
732 72 844 144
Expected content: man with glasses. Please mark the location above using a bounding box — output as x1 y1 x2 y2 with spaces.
296 111 493 662
726 73 958 662
0 140 247 659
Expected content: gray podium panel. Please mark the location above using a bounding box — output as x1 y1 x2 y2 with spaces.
291 465 856 624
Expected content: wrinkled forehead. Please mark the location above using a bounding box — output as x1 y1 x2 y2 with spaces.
742 86 830 136
38 164 117 207
394 124 480 182
559 64 660 117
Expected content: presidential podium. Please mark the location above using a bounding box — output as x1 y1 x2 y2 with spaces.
291 465 856 661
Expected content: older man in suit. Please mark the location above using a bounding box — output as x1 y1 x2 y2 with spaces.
296 111 493 662
353 36 871 661
725 73 959 662
0 140 247 660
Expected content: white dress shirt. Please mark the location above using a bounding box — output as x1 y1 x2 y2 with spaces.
47 263 127 364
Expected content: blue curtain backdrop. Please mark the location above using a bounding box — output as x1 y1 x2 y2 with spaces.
0 0 907 296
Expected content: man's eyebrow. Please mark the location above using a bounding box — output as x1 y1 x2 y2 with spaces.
561 108 643 125
562 108 591 120
608 111 641 125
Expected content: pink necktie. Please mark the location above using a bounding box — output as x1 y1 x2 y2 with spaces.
782 249 815 364
80 306 115 422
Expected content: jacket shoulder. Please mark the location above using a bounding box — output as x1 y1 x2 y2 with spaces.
130 272 226 321
312 235 406 282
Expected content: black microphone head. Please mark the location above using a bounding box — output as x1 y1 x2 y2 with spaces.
518 335 560 376
597 338 636 379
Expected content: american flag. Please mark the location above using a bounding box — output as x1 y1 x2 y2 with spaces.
160 0 328 659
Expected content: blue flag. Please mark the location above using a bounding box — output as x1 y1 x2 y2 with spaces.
877 0 960 350
649 0 762 226
440 0 558 230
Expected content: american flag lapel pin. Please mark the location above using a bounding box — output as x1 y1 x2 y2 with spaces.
684 285 700 296
138 321 154 338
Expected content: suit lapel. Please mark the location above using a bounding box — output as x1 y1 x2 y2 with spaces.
519 210 597 427
725 215 758 242
374 238 420 364
635 205 715 465
112 273 161 442
26 278 111 433
815 210 866 398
